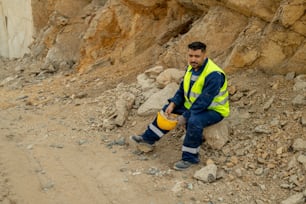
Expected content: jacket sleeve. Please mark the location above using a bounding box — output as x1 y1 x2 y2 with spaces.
168 80 185 106
182 72 225 119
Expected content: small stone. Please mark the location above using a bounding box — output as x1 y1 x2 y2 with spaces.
280 183 291 189
226 162 235 168
136 143 154 153
26 144 33 150
287 156 298 170
79 139 88 145
50 144 64 149
297 154 306 169
206 159 215 165
193 164 217 183
276 147 283 155
42 181 54 191
228 85 237 95
115 137 126 146
292 138 306 151
187 183 193 190
216 169 225 180
292 94 306 106
263 96 274 111
267 163 276 169
254 168 264 176
230 156 239 165
289 174 300 186
257 157 266 164
254 125 271 134
234 168 242 178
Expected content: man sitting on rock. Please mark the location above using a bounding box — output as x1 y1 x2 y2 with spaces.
130 41 230 170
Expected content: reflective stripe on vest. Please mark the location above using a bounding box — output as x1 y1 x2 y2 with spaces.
183 59 230 117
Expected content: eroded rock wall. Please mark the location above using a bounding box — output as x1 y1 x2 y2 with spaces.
1 0 305 74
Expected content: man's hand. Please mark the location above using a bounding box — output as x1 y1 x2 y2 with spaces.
177 115 186 129
165 102 176 116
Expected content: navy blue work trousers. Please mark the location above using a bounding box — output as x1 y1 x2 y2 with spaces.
141 103 223 163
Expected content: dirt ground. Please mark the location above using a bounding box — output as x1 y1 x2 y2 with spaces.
0 58 305 204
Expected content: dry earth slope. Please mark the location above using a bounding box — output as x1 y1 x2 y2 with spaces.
0 57 306 204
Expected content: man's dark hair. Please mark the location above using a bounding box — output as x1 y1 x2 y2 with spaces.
188 41 206 52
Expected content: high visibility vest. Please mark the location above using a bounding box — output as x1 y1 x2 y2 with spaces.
183 59 230 117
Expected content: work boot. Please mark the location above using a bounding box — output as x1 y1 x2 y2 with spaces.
173 160 195 171
130 135 145 143
129 135 154 153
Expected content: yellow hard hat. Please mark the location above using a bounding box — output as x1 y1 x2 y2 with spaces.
156 110 178 131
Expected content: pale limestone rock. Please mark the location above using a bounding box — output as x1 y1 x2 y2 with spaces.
293 74 306 92
227 107 251 126
292 95 306 106
171 181 185 193
295 75 306 83
280 192 305 204
286 72 296 80
263 96 275 111
293 81 306 92
156 68 185 88
114 92 136 126
0 0 33 58
0 76 17 87
142 87 160 100
193 164 217 183
137 82 178 116
292 138 306 151
287 156 298 170
144 66 164 79
203 120 229 150
297 154 306 169
137 73 156 91
293 75 306 92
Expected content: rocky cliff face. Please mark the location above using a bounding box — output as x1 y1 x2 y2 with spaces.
0 0 34 58
1 0 305 75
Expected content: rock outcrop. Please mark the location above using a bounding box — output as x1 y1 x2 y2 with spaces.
0 0 305 75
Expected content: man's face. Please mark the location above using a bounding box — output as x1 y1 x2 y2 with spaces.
187 49 206 70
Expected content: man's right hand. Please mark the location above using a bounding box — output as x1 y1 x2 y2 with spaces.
165 102 176 115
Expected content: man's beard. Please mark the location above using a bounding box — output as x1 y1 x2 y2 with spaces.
190 62 200 69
